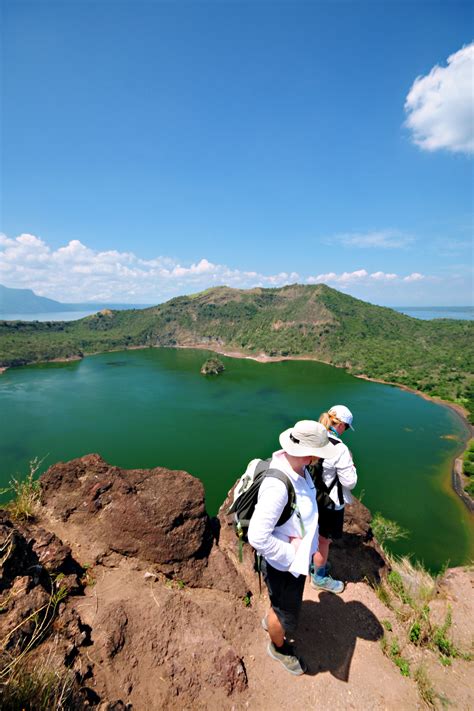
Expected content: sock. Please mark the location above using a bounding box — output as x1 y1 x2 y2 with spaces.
275 639 294 655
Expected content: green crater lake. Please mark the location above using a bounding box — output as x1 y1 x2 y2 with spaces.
0 348 472 572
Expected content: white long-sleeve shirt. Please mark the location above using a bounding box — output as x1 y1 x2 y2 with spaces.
247 450 319 577
322 433 358 507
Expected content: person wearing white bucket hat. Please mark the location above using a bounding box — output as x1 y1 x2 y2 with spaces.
248 420 336 675
308 405 358 594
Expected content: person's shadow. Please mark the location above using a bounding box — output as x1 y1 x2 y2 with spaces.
296 592 384 679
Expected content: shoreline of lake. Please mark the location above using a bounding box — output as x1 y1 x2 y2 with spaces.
174 343 474 513
2 342 472 512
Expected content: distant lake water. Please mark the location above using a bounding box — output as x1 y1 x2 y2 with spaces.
0 310 101 321
393 306 473 320
1 306 473 322
0 348 471 572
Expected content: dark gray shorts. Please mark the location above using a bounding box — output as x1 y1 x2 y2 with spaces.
260 557 306 635
318 505 345 540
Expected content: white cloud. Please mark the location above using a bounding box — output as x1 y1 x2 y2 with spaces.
370 271 398 281
333 230 414 249
307 269 425 286
0 233 441 304
0 233 302 303
403 272 424 282
309 269 368 284
405 42 474 155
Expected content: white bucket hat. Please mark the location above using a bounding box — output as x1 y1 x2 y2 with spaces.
329 404 355 431
279 420 337 458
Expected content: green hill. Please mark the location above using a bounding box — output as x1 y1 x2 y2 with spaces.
0 284 472 417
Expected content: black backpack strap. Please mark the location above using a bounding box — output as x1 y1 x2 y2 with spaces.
312 436 345 506
326 475 345 506
263 469 296 526
327 436 345 506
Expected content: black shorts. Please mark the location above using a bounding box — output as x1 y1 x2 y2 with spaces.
318 505 345 540
260 558 306 636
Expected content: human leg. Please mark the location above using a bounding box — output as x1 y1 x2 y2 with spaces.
267 607 284 647
260 559 307 674
313 534 330 569
311 508 345 593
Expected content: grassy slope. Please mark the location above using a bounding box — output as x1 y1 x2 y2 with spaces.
0 284 472 417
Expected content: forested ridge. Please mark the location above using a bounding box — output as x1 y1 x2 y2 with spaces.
1 284 472 418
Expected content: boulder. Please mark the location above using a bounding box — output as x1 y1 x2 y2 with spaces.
40 454 246 592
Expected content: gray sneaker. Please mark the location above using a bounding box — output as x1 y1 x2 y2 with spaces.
267 642 307 675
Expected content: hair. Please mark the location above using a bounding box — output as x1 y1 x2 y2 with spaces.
319 410 343 431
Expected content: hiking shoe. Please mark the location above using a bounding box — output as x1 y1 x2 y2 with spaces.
310 566 344 594
261 615 268 632
267 642 307 675
309 561 331 575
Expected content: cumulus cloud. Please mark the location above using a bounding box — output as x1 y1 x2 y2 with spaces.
0 233 302 303
0 233 433 304
370 271 398 281
403 272 424 282
308 269 368 284
405 42 474 154
334 230 414 249
307 269 425 285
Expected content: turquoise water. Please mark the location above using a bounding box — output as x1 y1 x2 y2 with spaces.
0 348 471 571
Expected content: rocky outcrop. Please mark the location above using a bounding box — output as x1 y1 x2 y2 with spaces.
0 511 92 702
1 456 254 709
39 454 245 591
7 455 469 711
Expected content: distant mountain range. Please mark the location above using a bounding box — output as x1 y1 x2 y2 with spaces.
0 284 149 314
0 283 472 419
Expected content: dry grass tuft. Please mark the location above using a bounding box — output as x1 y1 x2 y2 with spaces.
2 457 44 521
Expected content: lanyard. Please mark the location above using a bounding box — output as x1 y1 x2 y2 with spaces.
292 502 306 537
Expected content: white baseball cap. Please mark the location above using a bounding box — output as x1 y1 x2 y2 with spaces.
329 405 355 431
279 420 337 458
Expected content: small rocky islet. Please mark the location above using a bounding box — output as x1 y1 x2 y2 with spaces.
200 357 225 375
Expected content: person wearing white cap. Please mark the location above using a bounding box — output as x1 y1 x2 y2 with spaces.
248 420 336 675
308 405 357 594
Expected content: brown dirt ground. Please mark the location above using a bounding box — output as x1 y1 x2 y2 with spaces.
45 509 473 711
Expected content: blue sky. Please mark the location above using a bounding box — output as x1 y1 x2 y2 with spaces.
1 0 472 305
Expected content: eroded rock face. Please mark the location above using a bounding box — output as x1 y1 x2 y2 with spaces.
1 457 252 709
40 454 216 583
330 498 388 586
0 511 93 701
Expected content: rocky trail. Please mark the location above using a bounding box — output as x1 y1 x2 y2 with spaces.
0 455 472 710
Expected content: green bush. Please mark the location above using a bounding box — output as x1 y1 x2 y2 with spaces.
372 513 409 547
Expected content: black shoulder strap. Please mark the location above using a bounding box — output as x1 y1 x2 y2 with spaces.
313 437 345 506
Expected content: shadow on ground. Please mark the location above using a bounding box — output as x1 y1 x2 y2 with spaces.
330 533 387 585
297 592 384 679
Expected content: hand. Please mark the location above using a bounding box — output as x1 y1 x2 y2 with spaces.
289 536 302 551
